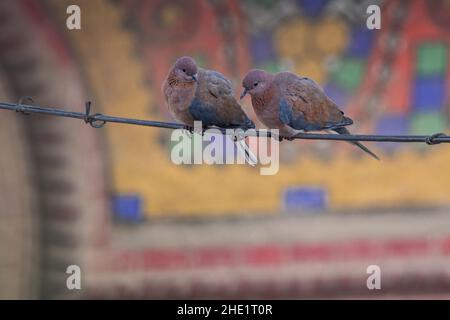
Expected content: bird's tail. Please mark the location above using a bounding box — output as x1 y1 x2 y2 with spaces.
235 138 257 166
332 127 380 160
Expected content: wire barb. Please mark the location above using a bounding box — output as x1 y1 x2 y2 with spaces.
425 133 445 145
16 96 34 115
84 101 106 128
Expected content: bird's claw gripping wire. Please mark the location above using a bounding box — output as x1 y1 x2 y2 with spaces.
16 96 33 115
425 133 445 145
275 135 295 142
183 125 194 135
232 129 246 142
84 101 106 128
183 125 206 137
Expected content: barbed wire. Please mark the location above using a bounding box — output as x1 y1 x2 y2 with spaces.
1 98 449 145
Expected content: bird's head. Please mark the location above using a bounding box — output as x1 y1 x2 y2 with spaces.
173 56 198 82
240 69 272 100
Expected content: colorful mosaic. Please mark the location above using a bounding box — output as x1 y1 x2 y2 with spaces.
48 0 450 219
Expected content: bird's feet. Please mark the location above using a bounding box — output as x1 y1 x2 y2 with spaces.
232 129 246 142
184 125 194 134
184 125 206 136
276 135 295 142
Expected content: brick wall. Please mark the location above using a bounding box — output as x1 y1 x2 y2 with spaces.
0 69 39 299
0 1 110 299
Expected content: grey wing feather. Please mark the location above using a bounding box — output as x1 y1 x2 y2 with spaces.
203 70 234 98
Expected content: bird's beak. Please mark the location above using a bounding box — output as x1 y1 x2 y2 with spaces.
191 74 198 82
240 89 247 100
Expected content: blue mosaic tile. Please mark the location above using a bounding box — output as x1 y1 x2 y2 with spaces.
249 32 277 65
113 194 144 222
283 187 327 212
297 0 329 17
346 27 375 57
324 81 351 108
412 76 445 111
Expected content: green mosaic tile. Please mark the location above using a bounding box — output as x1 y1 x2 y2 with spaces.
331 58 365 91
410 112 447 135
416 42 447 76
193 53 209 68
259 61 281 74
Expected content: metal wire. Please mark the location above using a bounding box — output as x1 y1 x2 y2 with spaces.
1 98 450 145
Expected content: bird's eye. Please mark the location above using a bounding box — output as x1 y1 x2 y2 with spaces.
254 82 258 87
182 69 186 73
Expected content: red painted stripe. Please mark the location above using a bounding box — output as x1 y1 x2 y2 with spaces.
19 0 72 65
100 235 450 273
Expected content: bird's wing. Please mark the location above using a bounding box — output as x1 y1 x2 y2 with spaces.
276 72 351 131
190 69 254 128
203 70 233 97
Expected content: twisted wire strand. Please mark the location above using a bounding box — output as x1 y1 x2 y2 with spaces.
1 100 449 145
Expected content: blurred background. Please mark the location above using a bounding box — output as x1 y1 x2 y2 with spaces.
1 0 450 299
